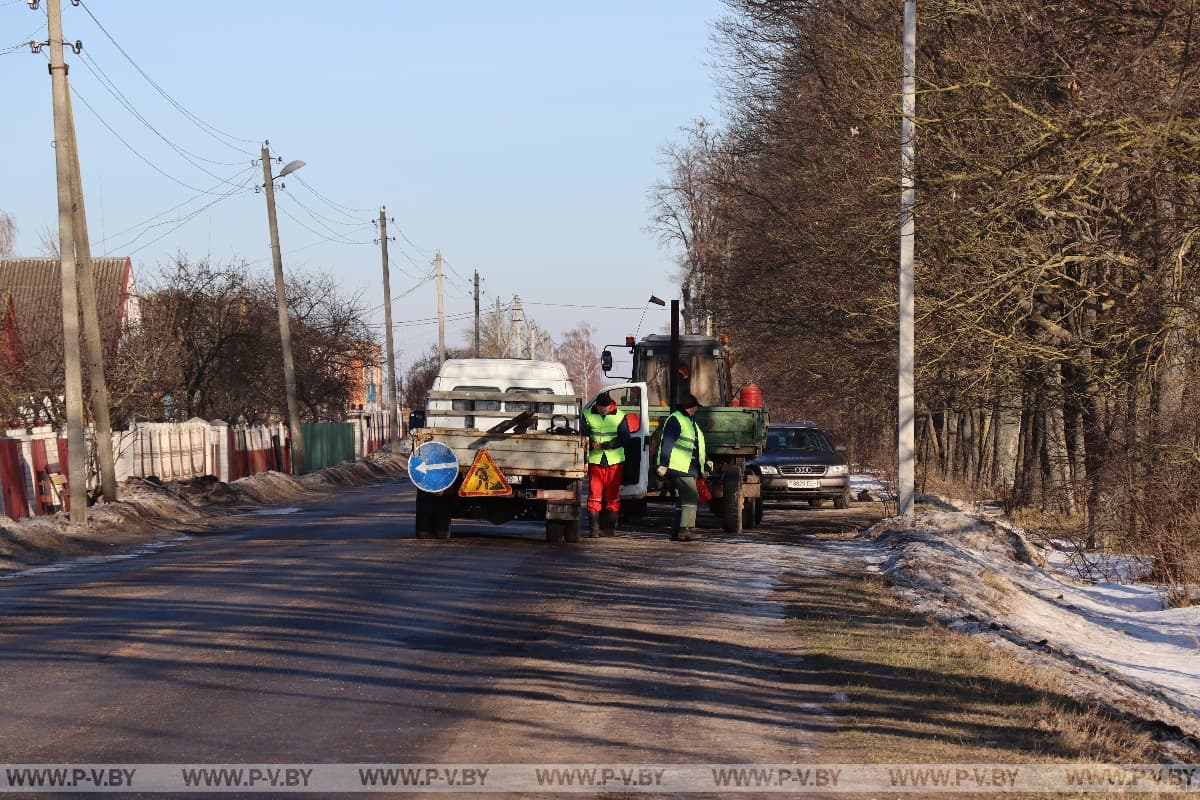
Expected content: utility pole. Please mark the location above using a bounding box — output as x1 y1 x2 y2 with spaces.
473 270 480 358
376 207 399 451
45 0 87 523
65 85 118 504
260 142 305 475
511 295 525 359
898 0 917 519
435 250 445 365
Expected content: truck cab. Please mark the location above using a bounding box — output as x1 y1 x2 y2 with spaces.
426 358 579 432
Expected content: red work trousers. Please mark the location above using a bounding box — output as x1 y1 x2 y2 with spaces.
587 462 623 513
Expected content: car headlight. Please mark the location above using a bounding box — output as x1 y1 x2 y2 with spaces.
827 464 848 476
758 465 779 475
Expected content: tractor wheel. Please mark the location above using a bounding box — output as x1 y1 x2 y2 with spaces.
722 469 743 533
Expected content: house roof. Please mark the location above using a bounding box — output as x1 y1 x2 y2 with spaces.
0 258 133 358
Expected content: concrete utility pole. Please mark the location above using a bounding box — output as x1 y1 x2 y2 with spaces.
898 0 917 519
376 207 399 452
435 250 445 365
511 296 525 359
45 0 87 523
65 87 118 504
260 142 306 475
473 270 480 358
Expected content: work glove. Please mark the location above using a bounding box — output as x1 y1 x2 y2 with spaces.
656 465 668 478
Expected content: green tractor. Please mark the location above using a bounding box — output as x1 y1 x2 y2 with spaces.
601 328 768 532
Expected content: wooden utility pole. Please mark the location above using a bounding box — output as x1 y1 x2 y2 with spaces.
898 0 917 519
65 87 118 503
473 270 480 358
260 142 305 475
377 208 399 451
46 0 87 523
435 250 445 365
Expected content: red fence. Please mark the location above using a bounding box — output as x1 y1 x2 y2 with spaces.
0 412 393 521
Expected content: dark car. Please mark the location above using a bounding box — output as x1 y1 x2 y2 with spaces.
751 422 851 509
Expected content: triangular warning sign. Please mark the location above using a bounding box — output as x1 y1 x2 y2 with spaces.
458 448 512 497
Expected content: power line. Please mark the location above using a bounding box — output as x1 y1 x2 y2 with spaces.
0 23 44 55
292 174 373 216
108 174 257 256
70 86 250 195
76 0 257 153
525 301 648 310
76 50 247 171
275 202 373 246
94 165 256 246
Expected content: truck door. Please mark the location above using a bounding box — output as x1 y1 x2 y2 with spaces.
588 382 649 500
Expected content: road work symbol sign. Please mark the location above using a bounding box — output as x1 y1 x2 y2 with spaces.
459 449 512 497
409 441 459 493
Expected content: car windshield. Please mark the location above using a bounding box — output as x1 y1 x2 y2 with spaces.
765 428 833 452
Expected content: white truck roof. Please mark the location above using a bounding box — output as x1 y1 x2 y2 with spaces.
433 358 574 391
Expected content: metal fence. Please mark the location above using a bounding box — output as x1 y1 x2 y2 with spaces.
0 411 392 521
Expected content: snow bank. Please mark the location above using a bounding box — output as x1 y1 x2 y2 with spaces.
873 508 1200 744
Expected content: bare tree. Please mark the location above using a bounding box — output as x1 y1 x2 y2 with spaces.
0 212 15 257
556 322 602 398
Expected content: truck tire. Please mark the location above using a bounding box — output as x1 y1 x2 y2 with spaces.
742 496 759 530
545 520 564 543
563 519 580 543
722 468 743 533
434 511 452 539
834 490 850 510
415 491 434 539
754 497 765 525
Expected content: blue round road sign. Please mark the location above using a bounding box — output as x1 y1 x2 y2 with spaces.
409 441 459 493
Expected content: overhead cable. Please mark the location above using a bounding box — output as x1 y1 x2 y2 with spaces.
77 0 258 153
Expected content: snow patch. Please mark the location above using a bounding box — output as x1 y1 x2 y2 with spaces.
874 507 1200 741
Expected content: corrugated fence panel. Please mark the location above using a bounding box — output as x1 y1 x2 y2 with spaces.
301 422 355 472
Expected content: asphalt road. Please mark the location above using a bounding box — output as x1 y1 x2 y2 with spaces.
0 476 885 793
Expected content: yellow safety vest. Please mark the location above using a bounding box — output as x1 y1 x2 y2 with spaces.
585 409 626 466
660 410 705 474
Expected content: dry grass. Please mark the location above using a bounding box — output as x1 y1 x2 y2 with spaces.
783 572 1165 765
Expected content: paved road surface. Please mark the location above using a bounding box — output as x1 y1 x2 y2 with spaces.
0 476 884 792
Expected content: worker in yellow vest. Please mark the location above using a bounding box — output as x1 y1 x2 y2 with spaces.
581 392 639 537
656 394 711 541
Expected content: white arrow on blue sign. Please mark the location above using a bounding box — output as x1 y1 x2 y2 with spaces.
408 441 460 493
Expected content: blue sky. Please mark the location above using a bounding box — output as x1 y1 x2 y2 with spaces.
1 1 726 371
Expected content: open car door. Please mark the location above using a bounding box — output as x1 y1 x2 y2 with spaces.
587 382 649 500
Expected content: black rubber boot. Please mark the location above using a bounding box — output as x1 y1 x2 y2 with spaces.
588 511 600 538
599 510 617 537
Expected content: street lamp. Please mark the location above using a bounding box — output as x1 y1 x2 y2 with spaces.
260 141 306 476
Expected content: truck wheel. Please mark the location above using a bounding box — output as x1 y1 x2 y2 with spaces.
434 512 452 540
834 491 850 510
742 497 760 530
563 519 580 543
808 498 823 508
722 469 743 533
415 491 434 538
754 497 765 524
545 520 564 543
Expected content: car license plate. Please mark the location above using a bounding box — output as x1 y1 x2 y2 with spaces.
787 479 820 489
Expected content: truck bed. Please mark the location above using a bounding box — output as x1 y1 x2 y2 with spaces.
412 427 588 479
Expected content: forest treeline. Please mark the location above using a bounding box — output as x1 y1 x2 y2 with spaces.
653 1 1199 582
